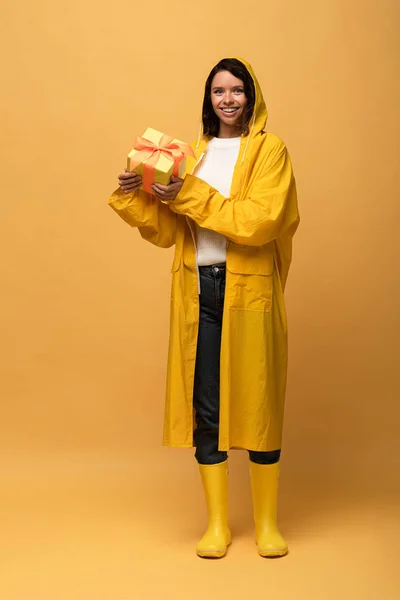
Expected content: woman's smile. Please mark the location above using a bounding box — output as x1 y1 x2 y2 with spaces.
220 107 240 115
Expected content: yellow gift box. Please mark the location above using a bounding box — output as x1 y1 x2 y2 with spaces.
127 127 195 194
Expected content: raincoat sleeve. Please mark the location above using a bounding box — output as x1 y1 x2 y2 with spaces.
108 187 177 248
167 145 299 247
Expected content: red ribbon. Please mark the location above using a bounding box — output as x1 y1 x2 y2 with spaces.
128 133 195 194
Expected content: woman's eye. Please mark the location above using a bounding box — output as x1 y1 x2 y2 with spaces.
213 88 243 95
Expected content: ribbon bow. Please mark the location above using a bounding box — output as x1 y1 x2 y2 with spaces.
128 134 195 194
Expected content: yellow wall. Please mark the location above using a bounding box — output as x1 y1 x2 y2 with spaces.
1 0 399 476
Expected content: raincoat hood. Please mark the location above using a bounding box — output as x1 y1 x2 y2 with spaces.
196 57 268 153
232 56 268 138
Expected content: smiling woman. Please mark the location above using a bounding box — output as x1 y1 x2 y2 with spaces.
109 56 299 560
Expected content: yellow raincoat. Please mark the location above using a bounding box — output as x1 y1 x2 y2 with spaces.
109 58 300 452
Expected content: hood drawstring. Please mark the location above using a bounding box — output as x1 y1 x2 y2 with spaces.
241 107 257 166
190 120 205 175
195 120 203 153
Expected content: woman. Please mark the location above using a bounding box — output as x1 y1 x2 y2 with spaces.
109 57 300 559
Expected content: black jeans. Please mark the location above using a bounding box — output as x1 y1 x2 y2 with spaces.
193 263 281 466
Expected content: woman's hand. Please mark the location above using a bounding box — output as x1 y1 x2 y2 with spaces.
152 176 184 202
118 170 142 194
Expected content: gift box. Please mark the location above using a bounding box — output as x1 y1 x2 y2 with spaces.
127 127 195 194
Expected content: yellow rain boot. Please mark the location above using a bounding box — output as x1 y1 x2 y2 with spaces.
196 461 231 558
250 461 288 557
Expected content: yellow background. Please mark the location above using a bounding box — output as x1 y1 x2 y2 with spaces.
1 0 399 598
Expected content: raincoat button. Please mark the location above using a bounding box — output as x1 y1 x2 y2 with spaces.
214 267 219 273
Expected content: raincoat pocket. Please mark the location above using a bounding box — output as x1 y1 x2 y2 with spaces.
226 244 274 312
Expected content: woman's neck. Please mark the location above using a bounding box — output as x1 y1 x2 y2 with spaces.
218 123 242 139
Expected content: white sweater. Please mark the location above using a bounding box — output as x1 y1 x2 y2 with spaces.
194 136 241 266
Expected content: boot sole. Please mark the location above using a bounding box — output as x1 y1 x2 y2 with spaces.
196 540 231 559
258 548 288 558
197 550 227 558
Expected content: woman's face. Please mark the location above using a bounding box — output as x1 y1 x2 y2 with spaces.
211 70 248 133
